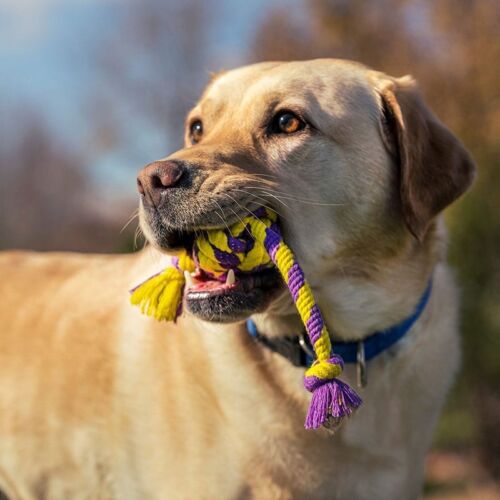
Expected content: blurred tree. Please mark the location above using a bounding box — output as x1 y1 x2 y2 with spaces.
0 0 217 254
0 107 135 253
251 0 500 475
93 0 213 159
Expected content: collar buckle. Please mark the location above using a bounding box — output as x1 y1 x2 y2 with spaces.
298 332 316 361
279 336 308 367
357 341 368 388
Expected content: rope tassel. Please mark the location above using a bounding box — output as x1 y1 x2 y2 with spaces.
130 207 362 429
130 254 195 321
303 357 362 430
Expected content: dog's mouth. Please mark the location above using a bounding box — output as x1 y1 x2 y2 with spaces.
184 266 282 323
151 225 284 323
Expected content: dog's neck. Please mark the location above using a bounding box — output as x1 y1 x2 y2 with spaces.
251 223 444 342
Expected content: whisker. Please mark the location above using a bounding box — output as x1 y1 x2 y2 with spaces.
244 173 277 179
121 209 139 234
247 186 346 206
220 193 258 241
250 190 292 210
228 176 278 189
212 199 233 234
133 225 144 251
221 193 252 223
232 189 286 219
190 201 205 244
224 191 290 229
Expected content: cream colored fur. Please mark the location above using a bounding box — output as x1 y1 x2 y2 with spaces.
0 60 474 499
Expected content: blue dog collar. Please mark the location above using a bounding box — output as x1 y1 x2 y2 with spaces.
247 280 432 382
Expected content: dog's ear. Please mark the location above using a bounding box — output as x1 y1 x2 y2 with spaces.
376 75 476 240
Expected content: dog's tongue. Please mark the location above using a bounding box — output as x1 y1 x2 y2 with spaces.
185 268 236 292
184 266 280 299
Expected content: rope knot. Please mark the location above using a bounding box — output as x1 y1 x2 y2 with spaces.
303 355 344 391
303 354 362 430
194 210 277 278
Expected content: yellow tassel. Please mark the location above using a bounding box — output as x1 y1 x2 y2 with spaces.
130 253 194 321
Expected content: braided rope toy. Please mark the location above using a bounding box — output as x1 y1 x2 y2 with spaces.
130 207 362 429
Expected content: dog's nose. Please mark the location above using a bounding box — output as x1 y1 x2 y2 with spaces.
137 160 185 205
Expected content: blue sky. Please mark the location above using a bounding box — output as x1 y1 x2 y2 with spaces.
0 0 289 196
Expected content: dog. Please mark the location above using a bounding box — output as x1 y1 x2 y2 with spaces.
0 59 475 499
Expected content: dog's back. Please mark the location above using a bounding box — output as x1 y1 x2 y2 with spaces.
0 251 251 499
0 251 129 498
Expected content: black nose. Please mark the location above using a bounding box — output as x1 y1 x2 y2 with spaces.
137 160 185 205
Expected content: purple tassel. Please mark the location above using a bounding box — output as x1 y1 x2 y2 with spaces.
304 376 362 430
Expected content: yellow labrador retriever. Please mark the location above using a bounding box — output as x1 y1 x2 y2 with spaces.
0 60 475 499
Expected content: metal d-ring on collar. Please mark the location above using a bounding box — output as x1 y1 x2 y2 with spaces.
298 332 316 360
298 332 368 388
246 278 433 388
299 332 367 388
356 341 367 388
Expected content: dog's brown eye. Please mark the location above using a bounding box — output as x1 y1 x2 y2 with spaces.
190 120 203 143
270 111 305 135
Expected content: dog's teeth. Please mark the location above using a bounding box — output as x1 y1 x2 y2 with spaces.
226 269 236 286
184 270 194 287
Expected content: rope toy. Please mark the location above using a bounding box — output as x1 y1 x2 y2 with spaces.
130 207 362 430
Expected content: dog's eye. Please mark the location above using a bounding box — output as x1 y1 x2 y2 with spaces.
189 120 203 144
269 111 305 135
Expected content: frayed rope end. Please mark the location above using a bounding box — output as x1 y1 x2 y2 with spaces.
129 266 185 322
303 356 362 430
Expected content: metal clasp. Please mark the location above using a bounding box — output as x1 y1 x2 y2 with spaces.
298 332 316 361
357 341 368 388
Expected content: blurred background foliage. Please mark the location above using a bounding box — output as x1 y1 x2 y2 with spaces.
1 0 498 495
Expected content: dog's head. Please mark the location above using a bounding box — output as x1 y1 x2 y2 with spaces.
137 59 475 324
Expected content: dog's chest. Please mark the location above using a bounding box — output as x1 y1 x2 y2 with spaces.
231 335 458 500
